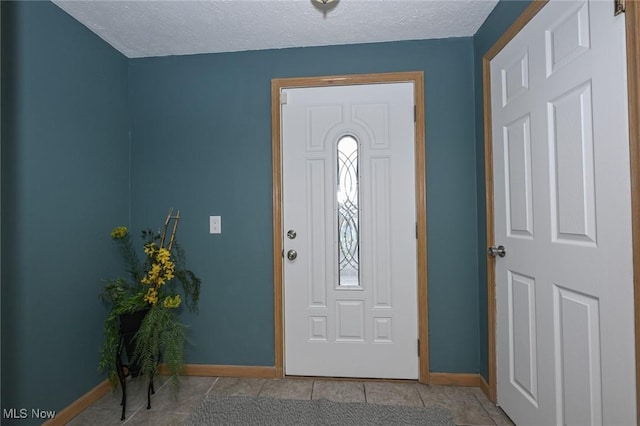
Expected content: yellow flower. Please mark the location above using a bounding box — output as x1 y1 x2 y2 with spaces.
144 243 157 257
144 287 159 305
157 248 171 263
143 264 156 282
150 263 161 275
163 294 181 308
110 227 128 239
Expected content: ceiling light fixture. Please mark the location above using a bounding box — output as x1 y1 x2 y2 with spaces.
311 0 339 16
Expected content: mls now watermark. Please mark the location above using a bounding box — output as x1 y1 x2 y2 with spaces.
3 408 56 420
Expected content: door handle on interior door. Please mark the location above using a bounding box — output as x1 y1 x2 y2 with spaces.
488 245 506 258
287 250 298 261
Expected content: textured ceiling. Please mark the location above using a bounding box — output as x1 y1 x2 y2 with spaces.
52 0 498 59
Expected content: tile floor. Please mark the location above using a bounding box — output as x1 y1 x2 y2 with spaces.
68 376 515 425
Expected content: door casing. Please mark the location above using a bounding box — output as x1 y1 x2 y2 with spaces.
483 2 640 423
271 72 429 382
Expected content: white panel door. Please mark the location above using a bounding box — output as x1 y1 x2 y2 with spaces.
491 1 635 425
282 83 418 378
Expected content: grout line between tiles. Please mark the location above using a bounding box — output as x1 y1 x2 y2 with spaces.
471 392 497 426
256 377 267 397
416 383 427 408
205 376 220 395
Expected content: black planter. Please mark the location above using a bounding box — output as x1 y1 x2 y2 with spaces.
118 308 149 378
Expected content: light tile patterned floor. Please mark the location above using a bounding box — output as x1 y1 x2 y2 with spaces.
68 376 514 425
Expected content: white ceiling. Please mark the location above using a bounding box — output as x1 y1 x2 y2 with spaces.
52 0 498 59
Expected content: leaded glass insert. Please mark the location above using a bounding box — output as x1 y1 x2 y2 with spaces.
337 136 359 287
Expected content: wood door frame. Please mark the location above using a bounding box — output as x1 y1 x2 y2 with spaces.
483 3 640 422
271 72 429 383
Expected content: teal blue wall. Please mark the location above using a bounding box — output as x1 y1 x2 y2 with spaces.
0 0 536 417
128 39 481 372
1 1 129 422
473 0 533 380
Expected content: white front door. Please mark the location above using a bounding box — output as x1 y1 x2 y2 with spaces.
491 1 635 425
281 82 418 379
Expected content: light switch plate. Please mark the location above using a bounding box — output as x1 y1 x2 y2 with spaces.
209 216 221 234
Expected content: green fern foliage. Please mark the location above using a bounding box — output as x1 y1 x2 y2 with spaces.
133 304 187 392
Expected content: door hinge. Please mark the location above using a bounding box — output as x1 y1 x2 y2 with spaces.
280 91 288 105
614 0 625 15
417 339 420 357
416 222 418 239
414 105 417 122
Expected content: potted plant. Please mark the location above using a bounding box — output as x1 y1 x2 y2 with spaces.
98 210 201 393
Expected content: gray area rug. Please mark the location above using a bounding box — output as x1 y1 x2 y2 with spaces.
185 395 456 425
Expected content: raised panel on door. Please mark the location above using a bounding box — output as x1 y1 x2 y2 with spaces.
507 271 538 406
553 285 602 426
547 81 596 246
503 114 534 239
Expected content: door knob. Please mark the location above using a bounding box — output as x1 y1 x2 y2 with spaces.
287 250 298 261
488 245 506 258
